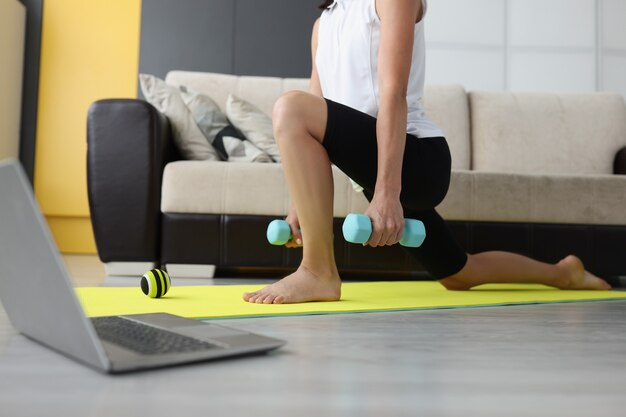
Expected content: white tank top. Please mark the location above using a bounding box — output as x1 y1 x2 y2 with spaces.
316 0 443 138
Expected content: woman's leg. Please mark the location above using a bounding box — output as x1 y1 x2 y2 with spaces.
439 252 611 291
397 202 611 292
368 140 613 292
243 92 341 304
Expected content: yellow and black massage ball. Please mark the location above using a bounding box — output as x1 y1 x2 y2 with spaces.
140 269 171 298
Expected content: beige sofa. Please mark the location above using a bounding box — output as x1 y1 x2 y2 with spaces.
87 71 626 280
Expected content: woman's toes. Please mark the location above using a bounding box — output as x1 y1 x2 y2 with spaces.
263 294 277 304
255 294 270 304
247 292 262 303
273 295 285 304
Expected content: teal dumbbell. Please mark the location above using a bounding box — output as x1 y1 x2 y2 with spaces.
342 213 426 247
266 219 293 246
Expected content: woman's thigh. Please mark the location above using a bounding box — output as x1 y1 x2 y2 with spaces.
321 99 452 211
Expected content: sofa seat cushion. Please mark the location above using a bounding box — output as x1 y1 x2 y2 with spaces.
162 162 626 226
161 161 370 217
439 170 626 225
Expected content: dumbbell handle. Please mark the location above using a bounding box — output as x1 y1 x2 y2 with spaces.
342 213 426 247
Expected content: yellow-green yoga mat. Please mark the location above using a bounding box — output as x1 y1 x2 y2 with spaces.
76 282 626 320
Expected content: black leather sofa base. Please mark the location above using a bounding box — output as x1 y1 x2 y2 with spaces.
160 213 626 282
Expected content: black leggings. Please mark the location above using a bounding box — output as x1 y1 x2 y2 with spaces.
321 98 468 279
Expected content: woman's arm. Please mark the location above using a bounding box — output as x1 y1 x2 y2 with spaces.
309 18 323 97
366 0 421 246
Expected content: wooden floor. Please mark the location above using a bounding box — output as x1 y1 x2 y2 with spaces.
61 254 108 286
1 255 626 416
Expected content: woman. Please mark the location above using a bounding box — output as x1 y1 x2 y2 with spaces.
243 0 610 304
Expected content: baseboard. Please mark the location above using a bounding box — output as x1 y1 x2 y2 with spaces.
105 261 156 277
165 264 216 279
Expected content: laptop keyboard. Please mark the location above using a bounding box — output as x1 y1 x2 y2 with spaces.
91 316 220 355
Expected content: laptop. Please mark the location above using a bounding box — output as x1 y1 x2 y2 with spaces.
0 159 285 373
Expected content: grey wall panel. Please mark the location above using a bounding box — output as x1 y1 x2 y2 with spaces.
139 0 236 82
18 0 43 184
139 0 322 87
234 0 320 77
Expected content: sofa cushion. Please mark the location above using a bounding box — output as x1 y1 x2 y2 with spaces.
165 71 472 170
226 94 280 162
139 74 221 161
423 84 470 170
162 162 626 226
439 170 626 225
161 161 369 217
165 71 308 117
470 91 626 175
179 87 272 163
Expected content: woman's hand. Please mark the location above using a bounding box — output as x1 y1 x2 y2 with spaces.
364 192 404 247
285 204 303 248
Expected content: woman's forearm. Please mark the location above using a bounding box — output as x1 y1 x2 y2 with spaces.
375 93 407 198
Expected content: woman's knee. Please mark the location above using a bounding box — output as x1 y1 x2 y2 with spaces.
272 91 327 143
272 91 310 138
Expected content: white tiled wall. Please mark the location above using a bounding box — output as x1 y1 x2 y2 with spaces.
425 0 505 90
602 0 626 98
508 52 596 92
602 0 626 50
508 0 595 49
426 49 505 91
424 0 626 97
427 0 504 46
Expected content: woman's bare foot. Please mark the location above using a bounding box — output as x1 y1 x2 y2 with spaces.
554 255 612 290
242 265 341 304
439 254 612 291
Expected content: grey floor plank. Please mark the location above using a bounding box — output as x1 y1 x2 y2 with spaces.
2 298 626 416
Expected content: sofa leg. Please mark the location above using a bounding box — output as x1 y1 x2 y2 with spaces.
165 264 216 279
104 262 157 277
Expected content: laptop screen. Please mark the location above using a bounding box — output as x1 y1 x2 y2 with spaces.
0 160 108 369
